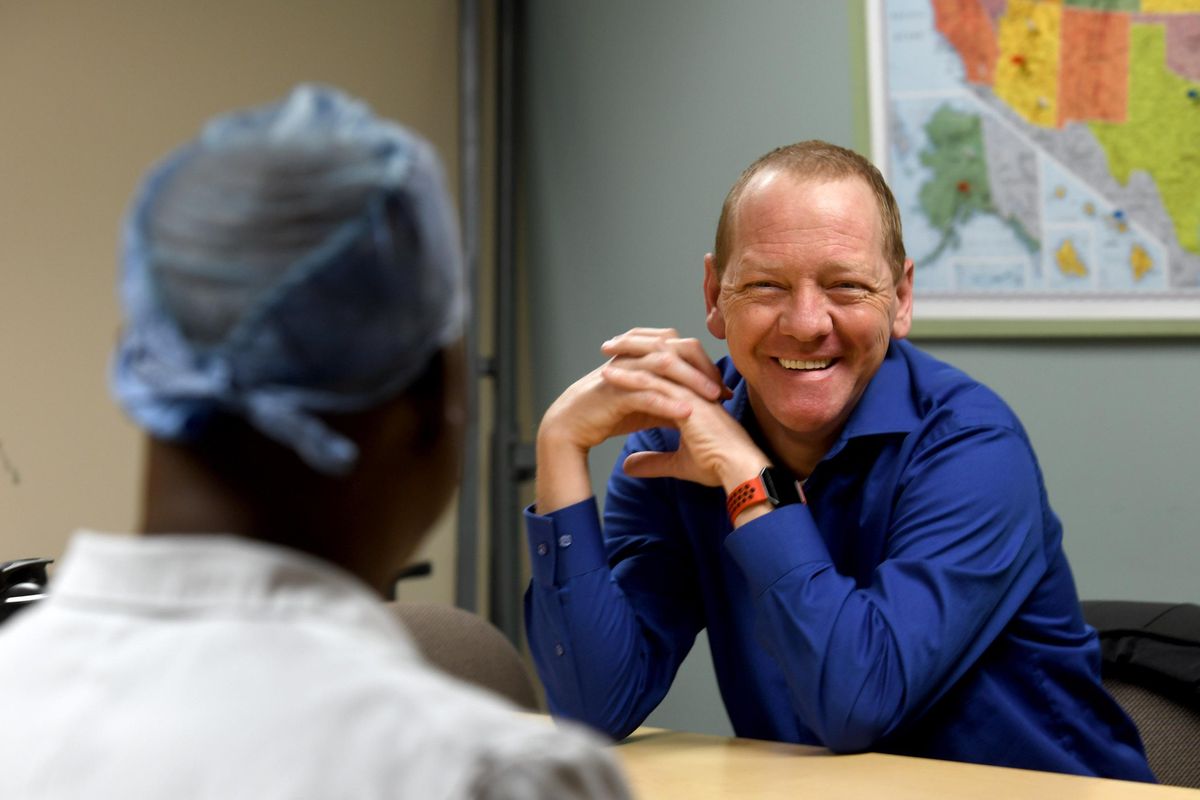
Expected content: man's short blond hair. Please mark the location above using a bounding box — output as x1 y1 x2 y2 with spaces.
713 140 906 283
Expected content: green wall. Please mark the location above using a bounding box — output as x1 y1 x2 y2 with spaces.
523 0 1200 736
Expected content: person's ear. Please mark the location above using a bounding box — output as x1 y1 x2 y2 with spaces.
703 253 727 340
891 258 915 339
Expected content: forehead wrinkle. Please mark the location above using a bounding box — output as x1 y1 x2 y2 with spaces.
729 176 886 278
732 224 879 273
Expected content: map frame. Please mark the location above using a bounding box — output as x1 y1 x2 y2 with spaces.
864 0 1200 337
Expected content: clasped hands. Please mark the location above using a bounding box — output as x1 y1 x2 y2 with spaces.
539 328 769 492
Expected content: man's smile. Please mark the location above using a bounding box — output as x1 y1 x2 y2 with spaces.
776 357 836 371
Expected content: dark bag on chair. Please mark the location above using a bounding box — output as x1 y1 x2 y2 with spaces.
1083 601 1200 711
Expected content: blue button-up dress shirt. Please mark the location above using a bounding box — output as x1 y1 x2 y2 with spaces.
524 339 1153 781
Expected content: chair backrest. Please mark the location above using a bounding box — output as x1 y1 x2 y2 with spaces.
1101 677 1200 788
387 601 539 711
1082 600 1200 788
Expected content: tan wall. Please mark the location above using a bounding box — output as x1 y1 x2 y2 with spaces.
0 0 463 604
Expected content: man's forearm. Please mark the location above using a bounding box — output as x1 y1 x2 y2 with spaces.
534 430 596 514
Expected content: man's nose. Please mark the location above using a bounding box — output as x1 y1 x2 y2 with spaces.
777 287 833 341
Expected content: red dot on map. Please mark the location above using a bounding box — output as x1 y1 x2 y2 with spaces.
957 181 970 194
1011 54 1026 67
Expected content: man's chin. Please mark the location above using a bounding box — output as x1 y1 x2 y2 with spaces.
758 401 847 441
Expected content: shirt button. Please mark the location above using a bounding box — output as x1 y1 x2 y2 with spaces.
554 643 566 657
558 534 573 548
536 542 549 556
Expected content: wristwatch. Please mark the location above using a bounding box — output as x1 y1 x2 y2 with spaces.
725 466 806 524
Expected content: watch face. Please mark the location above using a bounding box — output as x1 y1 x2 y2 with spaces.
762 467 805 506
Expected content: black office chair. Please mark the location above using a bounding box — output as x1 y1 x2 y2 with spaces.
1081 600 1200 788
0 558 52 625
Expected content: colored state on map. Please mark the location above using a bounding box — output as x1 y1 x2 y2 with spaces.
916 106 993 263
916 105 1038 264
994 1 1063 127
931 0 998 83
1056 238 1088 277
1160 16 1200 80
1058 7 1130 126
1064 0 1139 11
1141 1 1200 13
1131 243 1154 280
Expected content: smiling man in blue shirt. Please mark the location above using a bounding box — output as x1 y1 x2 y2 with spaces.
524 140 1155 781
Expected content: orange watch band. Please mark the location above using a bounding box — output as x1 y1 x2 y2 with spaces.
726 475 770 524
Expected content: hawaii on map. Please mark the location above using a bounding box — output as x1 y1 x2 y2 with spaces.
871 0 1200 313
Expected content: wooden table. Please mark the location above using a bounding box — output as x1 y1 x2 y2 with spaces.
613 727 1199 799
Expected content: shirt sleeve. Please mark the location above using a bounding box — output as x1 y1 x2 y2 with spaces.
724 423 1050 753
523 431 705 740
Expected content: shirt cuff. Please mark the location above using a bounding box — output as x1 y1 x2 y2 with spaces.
723 504 833 596
524 498 609 588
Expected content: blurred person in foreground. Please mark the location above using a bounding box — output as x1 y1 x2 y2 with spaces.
524 140 1153 781
0 85 629 800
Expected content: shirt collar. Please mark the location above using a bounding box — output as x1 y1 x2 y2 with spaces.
838 339 922 440
723 338 921 457
48 531 417 655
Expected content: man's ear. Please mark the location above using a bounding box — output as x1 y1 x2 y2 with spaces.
891 258 915 339
703 253 727 340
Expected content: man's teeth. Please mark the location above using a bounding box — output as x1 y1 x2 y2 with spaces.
778 358 831 371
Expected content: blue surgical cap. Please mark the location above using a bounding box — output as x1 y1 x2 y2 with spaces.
112 85 466 476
